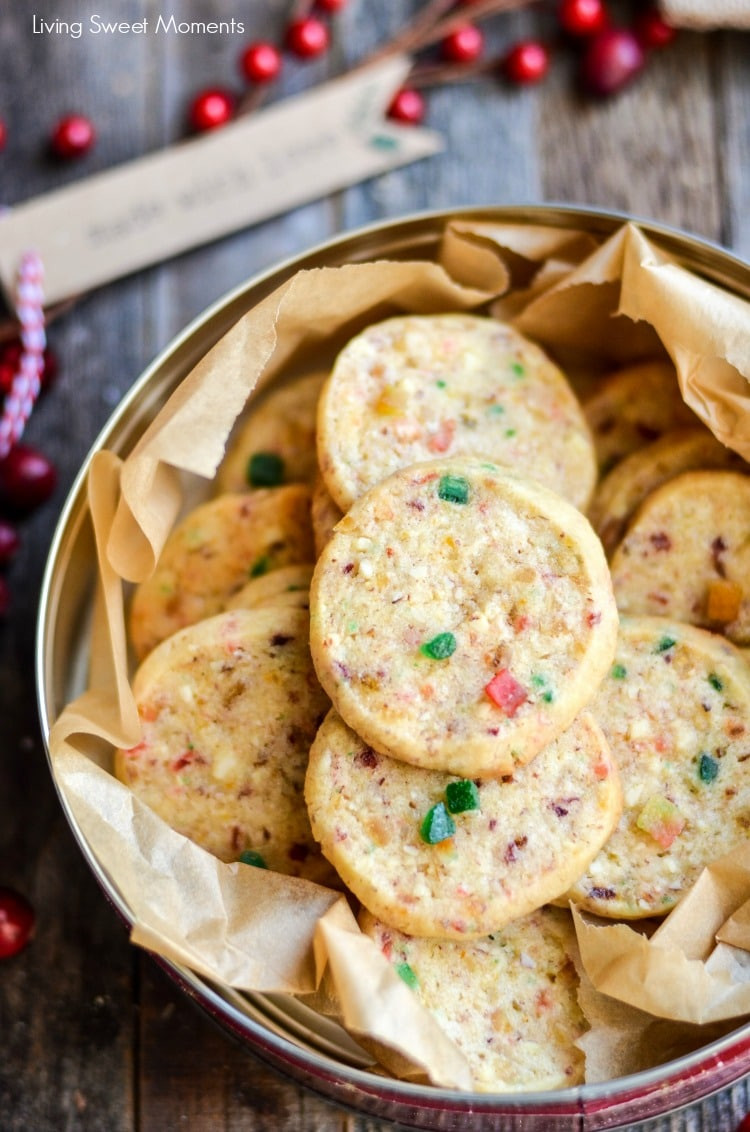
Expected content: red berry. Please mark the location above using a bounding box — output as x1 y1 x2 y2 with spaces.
0 119 6 152
188 88 235 133
0 887 35 959
316 0 348 10
0 444 57 512
503 41 550 85
50 114 95 159
0 363 15 396
387 88 426 125
737 1117 750 1132
286 17 330 59
633 8 677 48
441 23 484 64
240 41 282 84
559 0 608 36
0 340 21 369
0 520 19 565
580 27 645 95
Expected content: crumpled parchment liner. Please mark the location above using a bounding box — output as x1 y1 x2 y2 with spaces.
48 215 750 1090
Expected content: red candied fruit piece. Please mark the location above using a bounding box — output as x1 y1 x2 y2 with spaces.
485 668 528 716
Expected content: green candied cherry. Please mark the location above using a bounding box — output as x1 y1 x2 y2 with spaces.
437 475 470 505
395 961 418 988
420 802 456 844
247 451 284 487
420 632 457 660
445 779 480 814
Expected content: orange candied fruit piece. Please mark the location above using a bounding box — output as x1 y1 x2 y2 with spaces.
706 578 743 623
636 795 685 849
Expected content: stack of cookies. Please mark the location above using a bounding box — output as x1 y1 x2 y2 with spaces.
116 311 750 1092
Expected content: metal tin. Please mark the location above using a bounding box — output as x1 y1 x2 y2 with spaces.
36 205 750 1130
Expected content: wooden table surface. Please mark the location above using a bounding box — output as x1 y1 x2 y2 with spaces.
1 1 749 1129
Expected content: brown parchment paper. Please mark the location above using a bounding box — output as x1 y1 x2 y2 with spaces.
48 217 750 1090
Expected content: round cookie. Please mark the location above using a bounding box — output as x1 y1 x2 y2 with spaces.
583 360 698 472
216 371 325 493
564 616 750 919
129 486 314 660
310 457 618 778
225 563 313 612
311 472 344 557
610 470 750 645
306 709 620 939
316 312 596 512
589 428 743 556
359 906 586 1092
115 607 334 884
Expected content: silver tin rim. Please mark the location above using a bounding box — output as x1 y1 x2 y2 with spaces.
35 204 750 1129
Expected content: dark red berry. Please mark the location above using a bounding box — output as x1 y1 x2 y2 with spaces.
503 41 550 85
40 347 58 391
0 363 15 396
0 887 35 958
441 23 484 64
0 340 21 369
0 520 20 565
0 119 6 152
633 8 677 49
737 1117 750 1132
580 27 645 95
0 444 57 512
559 0 608 36
188 88 235 133
316 0 348 10
285 17 330 58
387 88 426 125
50 114 96 159
240 41 282 84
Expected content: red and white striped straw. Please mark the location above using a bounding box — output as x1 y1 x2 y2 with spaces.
0 251 46 460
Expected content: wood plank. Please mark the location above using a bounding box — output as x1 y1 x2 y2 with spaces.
338 6 540 231
716 31 750 259
138 957 350 1132
0 1 151 1129
536 30 722 241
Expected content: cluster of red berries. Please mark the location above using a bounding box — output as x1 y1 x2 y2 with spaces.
189 0 349 133
0 0 678 156
0 337 58 616
393 0 677 124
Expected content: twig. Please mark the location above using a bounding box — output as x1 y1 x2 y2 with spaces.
407 56 502 88
361 0 539 67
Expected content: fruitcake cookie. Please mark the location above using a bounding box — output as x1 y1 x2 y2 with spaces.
311 472 343 557
216 371 325 494
115 607 334 884
563 616 750 918
306 709 620 938
225 563 313 612
309 457 618 777
609 470 750 645
359 906 586 1092
583 361 698 472
589 428 742 555
316 313 597 512
129 487 314 660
